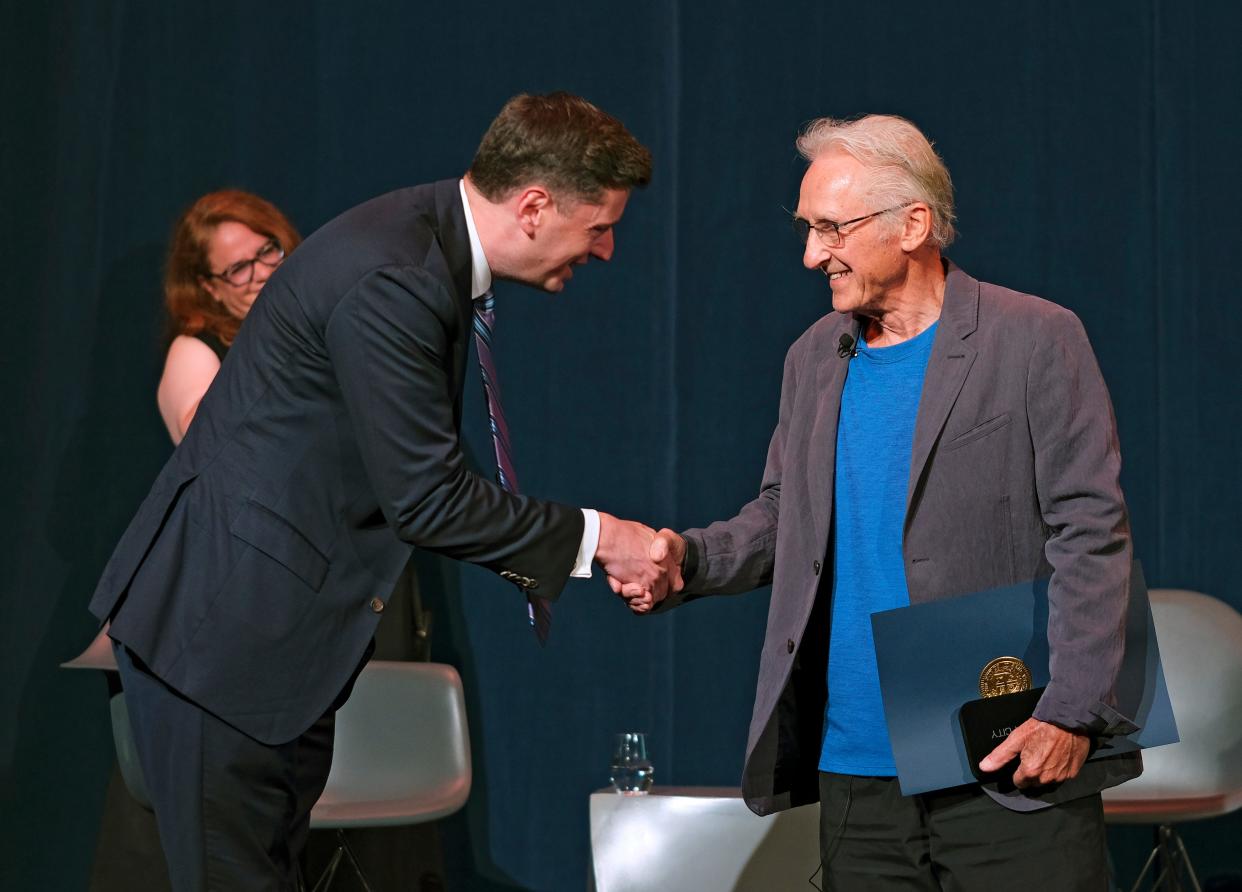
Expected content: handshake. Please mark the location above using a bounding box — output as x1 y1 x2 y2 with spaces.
594 513 687 614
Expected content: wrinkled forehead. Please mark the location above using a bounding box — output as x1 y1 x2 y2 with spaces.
796 151 873 220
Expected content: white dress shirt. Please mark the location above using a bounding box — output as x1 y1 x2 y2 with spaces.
459 179 600 577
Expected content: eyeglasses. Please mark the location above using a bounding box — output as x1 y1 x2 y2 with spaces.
788 203 912 247
207 240 285 287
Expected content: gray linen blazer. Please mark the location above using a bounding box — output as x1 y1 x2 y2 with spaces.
660 262 1141 814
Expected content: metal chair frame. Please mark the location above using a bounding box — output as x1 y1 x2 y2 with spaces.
1124 825 1201 892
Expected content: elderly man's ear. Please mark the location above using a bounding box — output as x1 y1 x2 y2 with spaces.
899 203 934 252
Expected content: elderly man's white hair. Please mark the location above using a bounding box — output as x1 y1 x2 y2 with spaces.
797 115 957 248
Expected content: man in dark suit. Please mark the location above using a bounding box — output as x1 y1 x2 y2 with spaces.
624 115 1139 889
91 92 676 891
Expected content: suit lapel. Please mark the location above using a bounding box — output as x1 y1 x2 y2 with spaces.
905 263 980 523
432 178 474 314
431 179 476 428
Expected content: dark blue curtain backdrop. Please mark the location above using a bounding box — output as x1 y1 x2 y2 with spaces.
3 1 1239 889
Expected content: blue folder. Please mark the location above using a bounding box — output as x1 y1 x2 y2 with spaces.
871 562 1178 795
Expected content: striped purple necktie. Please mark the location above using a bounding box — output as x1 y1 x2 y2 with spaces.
473 291 553 643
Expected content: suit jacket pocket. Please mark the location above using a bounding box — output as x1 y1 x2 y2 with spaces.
943 412 1011 451
230 501 329 592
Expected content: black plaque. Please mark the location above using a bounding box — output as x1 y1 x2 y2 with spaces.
958 686 1046 785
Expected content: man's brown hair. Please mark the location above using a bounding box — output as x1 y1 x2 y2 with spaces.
469 92 652 204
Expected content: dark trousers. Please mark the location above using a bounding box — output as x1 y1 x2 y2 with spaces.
818 772 1109 891
113 643 337 892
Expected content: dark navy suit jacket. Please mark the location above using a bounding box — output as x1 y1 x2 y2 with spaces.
91 179 583 744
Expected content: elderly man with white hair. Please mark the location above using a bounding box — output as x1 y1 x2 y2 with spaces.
626 115 1140 889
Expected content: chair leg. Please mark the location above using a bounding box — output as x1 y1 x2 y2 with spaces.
1125 825 1202 892
1168 830 1202 892
1129 843 1161 892
308 845 344 892
337 829 377 892
303 829 378 892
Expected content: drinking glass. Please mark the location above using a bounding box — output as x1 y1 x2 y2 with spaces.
610 731 654 795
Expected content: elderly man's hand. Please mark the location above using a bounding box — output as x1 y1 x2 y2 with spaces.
978 717 1091 788
609 528 685 614
596 514 679 608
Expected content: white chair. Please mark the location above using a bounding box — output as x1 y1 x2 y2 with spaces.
63 637 471 892
1103 588 1242 892
307 660 471 892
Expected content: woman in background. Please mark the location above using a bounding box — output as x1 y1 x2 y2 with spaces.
157 189 300 443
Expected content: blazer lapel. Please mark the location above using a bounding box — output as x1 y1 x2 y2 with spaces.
809 315 857 547
905 263 980 523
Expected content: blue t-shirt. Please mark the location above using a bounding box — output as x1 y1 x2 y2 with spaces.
819 322 938 775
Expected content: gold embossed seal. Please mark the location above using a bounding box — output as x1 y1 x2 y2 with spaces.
978 656 1032 698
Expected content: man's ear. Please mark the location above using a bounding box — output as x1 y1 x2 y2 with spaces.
898 203 934 252
514 186 553 238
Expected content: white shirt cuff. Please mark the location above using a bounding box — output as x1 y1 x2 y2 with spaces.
572 508 600 577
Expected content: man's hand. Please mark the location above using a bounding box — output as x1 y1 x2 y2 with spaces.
978 717 1091 788
610 528 685 614
596 514 678 608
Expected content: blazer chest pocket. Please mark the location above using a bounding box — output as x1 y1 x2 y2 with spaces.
230 501 330 592
943 412 1011 452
